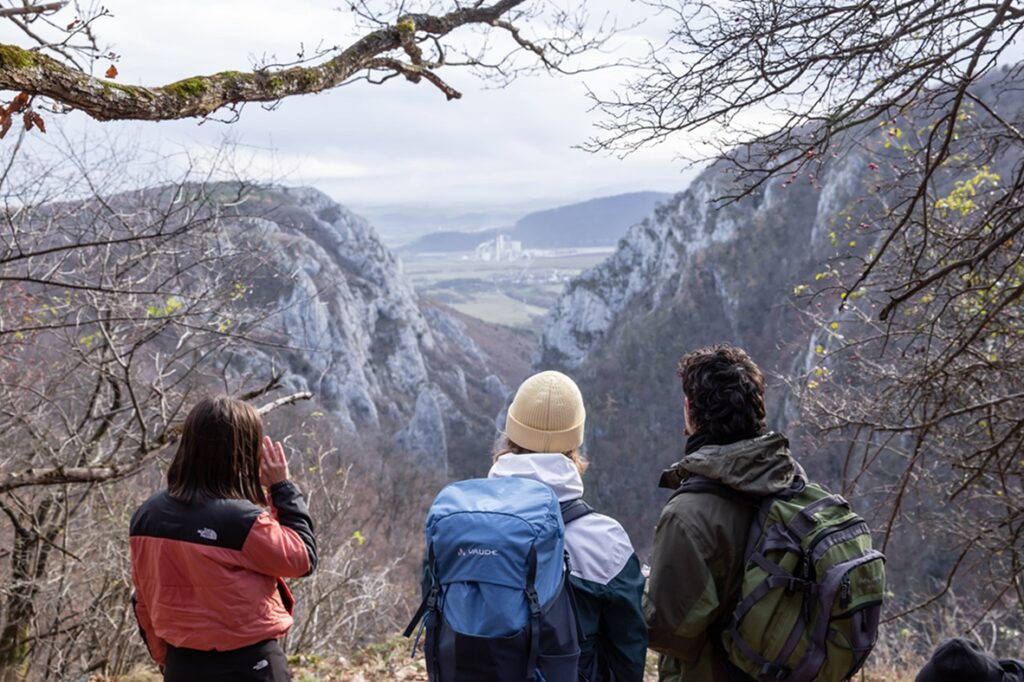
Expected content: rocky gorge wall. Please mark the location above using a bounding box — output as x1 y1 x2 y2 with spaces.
220 186 526 480
535 151 874 553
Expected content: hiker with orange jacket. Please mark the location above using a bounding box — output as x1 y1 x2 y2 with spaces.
129 396 317 681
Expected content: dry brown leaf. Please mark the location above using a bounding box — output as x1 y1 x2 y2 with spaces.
9 92 30 114
23 111 46 134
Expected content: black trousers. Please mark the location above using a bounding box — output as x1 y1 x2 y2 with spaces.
164 639 290 682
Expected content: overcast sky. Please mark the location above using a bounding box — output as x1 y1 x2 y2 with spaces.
1 1 699 227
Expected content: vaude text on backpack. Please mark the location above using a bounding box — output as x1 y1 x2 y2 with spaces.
676 475 886 682
405 477 580 682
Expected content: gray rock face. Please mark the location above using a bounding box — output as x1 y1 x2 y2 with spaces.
395 387 449 475
537 154 862 372
228 186 507 475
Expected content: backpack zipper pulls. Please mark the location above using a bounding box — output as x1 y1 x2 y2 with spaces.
800 553 814 623
800 552 812 582
840 573 852 609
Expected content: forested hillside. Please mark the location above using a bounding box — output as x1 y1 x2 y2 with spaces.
540 61 1024 659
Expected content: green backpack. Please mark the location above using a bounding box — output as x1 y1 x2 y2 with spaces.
677 475 886 682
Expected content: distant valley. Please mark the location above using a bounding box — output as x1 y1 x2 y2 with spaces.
394 192 672 329
399 191 672 253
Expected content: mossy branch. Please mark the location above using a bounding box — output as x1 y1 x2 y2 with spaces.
0 0 524 122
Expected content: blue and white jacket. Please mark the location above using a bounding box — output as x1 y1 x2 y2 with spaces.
490 453 648 682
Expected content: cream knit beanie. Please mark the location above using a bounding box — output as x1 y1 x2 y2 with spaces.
505 371 586 453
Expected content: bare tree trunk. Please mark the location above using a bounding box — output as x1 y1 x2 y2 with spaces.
0 532 35 680
0 497 58 681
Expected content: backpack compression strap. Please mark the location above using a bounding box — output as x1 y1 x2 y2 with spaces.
560 498 596 525
525 546 542 681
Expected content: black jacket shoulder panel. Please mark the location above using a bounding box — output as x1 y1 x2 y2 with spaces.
129 490 263 551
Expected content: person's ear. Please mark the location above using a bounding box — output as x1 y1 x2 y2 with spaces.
683 396 694 436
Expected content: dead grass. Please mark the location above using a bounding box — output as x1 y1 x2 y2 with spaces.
95 638 925 682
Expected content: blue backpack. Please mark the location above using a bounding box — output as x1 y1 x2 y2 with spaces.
404 477 580 681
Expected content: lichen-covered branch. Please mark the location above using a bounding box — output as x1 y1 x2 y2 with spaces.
0 0 525 121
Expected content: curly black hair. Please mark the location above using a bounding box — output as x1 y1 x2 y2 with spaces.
677 344 766 441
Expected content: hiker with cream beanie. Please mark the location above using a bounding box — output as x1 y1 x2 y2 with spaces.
489 371 648 682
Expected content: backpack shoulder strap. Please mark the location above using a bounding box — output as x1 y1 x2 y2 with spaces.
1000 659 1024 682
560 498 596 526
670 475 759 508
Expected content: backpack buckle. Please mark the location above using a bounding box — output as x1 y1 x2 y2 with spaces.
525 586 541 615
783 576 811 594
759 662 790 680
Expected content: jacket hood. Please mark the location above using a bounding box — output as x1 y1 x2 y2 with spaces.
489 452 584 502
915 638 1015 682
659 432 804 495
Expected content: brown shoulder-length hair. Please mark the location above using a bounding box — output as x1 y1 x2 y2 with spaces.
167 396 266 505
492 436 589 476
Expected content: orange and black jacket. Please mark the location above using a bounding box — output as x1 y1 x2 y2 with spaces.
129 480 317 666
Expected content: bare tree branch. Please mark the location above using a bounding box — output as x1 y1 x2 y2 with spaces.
0 390 313 494
0 1 533 121
0 3 67 19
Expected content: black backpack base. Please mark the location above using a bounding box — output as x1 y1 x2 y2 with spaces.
417 572 580 682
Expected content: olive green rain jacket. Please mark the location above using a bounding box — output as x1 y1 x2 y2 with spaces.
644 432 805 682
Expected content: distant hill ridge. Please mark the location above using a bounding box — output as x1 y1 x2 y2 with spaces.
400 191 673 253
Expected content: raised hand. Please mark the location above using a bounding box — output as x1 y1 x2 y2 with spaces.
260 436 289 487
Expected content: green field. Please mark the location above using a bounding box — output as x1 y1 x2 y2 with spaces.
402 250 611 329
402 252 612 284
445 293 550 327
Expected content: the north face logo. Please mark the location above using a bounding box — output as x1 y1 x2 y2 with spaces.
458 547 498 557
197 528 218 541
253 659 269 671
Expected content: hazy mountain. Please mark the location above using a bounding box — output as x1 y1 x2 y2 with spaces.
399 227 503 253
513 192 675 248
346 203 528 248
400 192 673 254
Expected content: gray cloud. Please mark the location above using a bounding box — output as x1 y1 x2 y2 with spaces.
0 1 695 218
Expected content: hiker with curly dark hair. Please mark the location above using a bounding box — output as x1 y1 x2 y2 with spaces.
647 345 775 681
646 344 885 682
